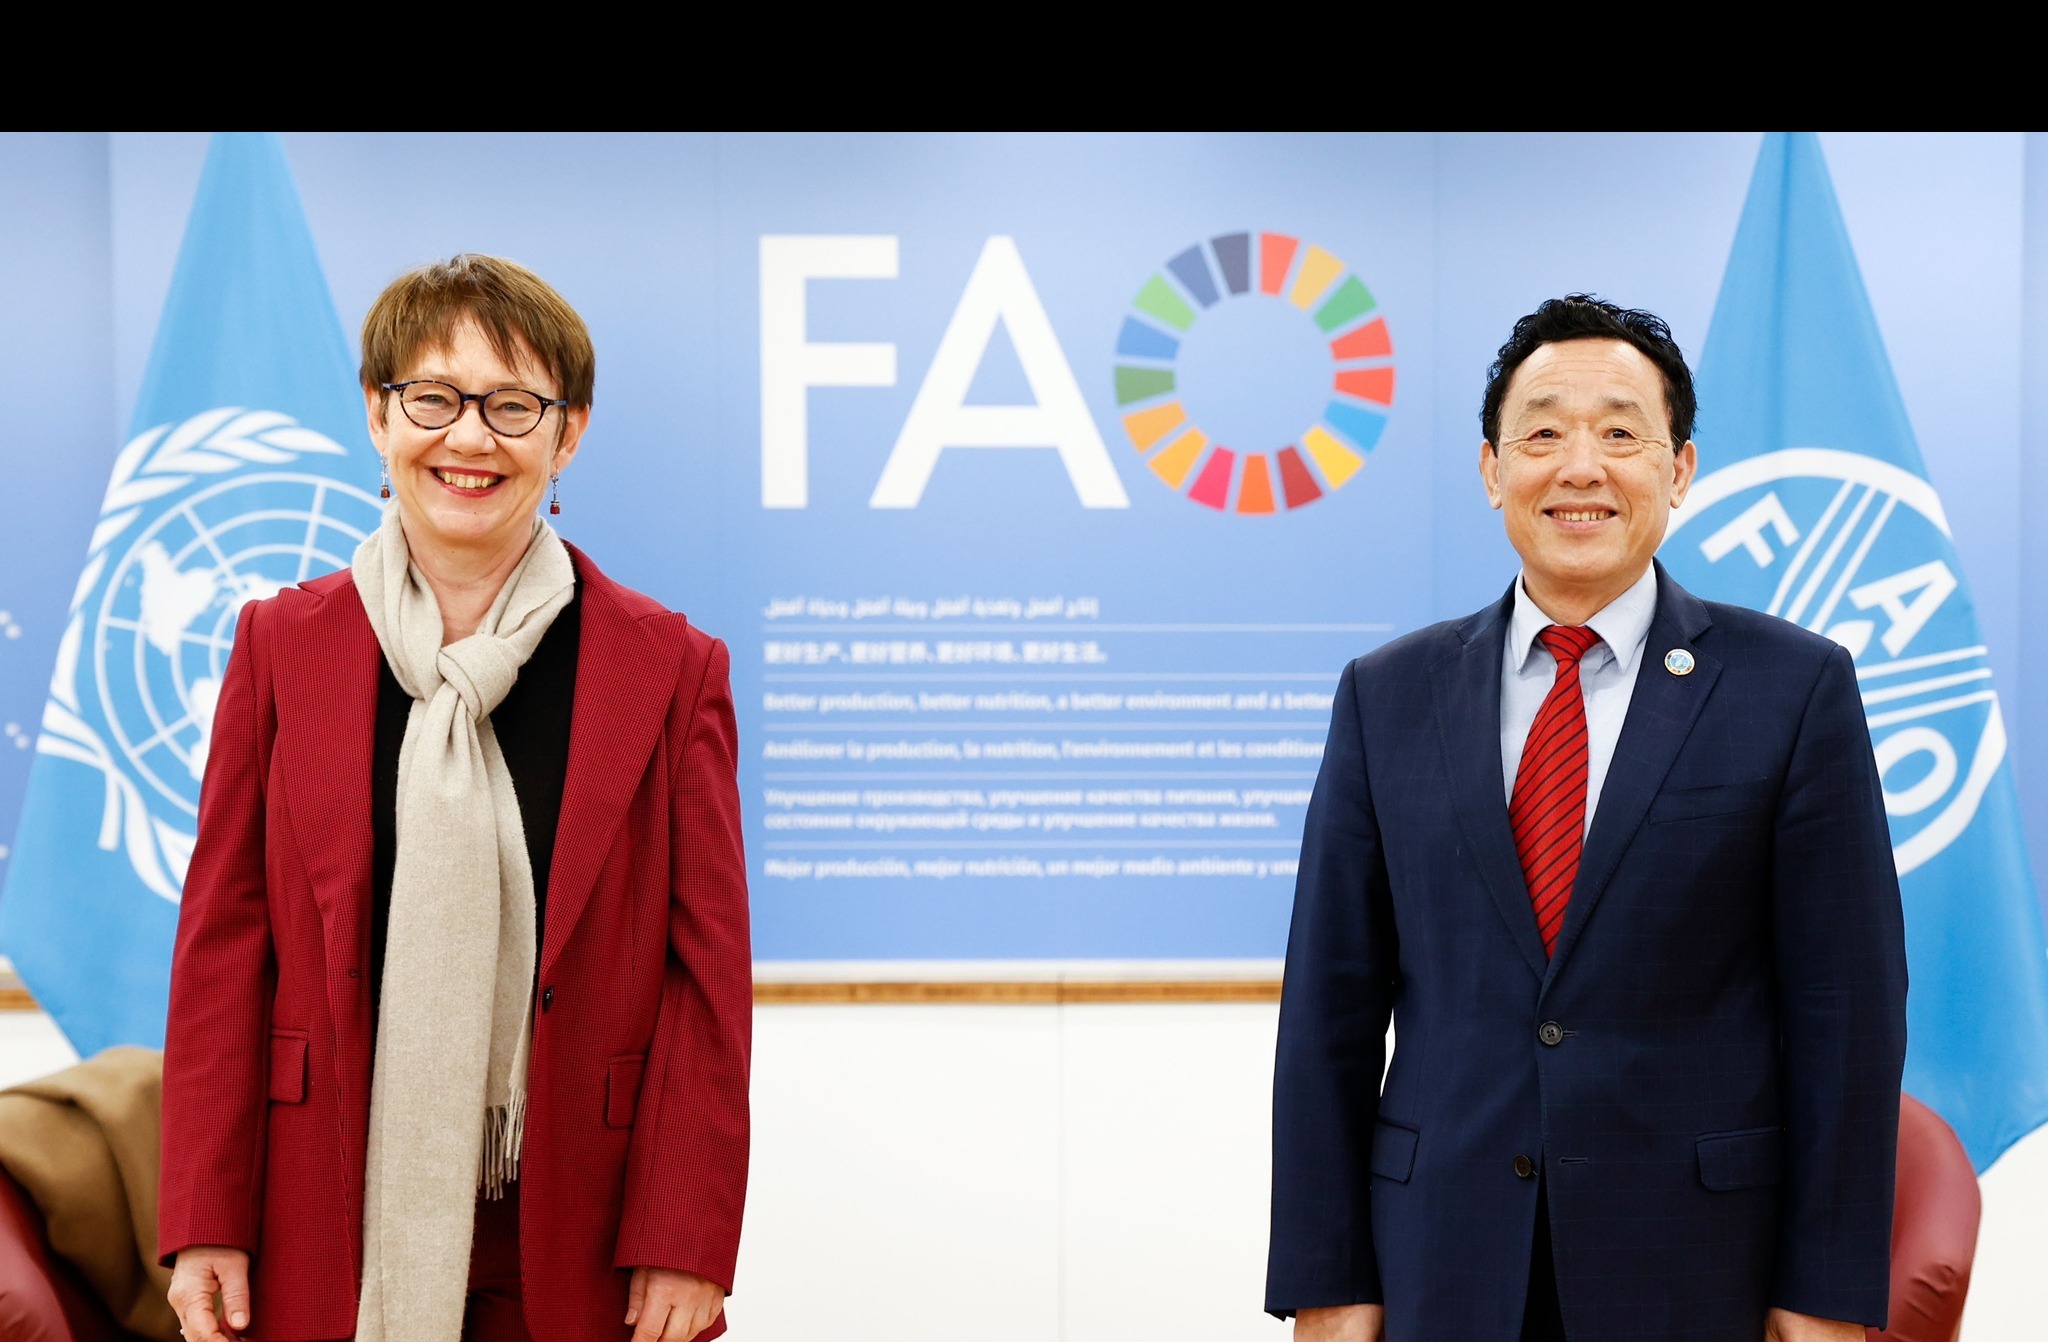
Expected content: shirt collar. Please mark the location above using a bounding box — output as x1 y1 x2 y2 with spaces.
1508 564 1659 675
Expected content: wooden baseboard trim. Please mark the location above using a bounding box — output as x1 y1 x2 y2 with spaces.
0 978 1284 1012
753 979 1282 1005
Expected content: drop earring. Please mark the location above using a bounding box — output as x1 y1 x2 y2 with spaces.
549 473 561 515
379 456 391 500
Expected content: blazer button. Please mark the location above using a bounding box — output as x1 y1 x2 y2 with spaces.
541 986 555 1012
1513 1154 1535 1179
1538 1021 1565 1047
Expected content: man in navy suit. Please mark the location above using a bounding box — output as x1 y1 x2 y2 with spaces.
1266 296 1907 1342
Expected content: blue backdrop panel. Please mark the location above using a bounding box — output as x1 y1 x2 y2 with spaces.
713 134 1435 960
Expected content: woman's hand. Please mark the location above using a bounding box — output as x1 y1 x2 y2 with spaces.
626 1266 725 1341
167 1245 251 1341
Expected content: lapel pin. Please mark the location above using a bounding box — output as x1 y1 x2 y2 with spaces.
1664 648 1695 676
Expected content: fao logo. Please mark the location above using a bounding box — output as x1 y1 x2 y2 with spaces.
1666 447 2000 875
38 409 380 900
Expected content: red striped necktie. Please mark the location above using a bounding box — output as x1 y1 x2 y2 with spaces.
1510 624 1603 957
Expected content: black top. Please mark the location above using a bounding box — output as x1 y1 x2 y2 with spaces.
369 587 582 1015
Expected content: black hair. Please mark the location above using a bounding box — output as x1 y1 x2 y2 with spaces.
1480 294 1696 449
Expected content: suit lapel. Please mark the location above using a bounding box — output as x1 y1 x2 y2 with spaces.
541 546 686 980
1545 564 1720 982
1435 586 1550 980
268 578 380 1028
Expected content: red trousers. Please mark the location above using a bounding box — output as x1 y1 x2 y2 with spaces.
278 1188 536 1342
283 1187 528 1341
462 1181 532 1342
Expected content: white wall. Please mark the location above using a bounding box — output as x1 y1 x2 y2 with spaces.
1 1005 2040 1339
739 1000 1278 1342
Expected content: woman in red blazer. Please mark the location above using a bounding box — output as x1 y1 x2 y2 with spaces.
159 256 751 1342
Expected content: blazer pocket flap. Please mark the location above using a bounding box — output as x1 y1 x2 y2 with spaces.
1650 781 1772 825
606 1053 647 1129
268 1031 308 1104
1369 1120 1419 1183
1696 1126 1784 1190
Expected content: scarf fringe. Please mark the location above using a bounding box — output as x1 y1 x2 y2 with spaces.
479 1092 527 1199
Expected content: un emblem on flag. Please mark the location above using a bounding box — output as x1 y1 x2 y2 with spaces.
1667 447 2003 875
38 408 381 901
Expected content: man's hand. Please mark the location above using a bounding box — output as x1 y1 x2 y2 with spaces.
1764 1307 1865 1341
626 1266 725 1342
167 1245 251 1342
1294 1303 1385 1342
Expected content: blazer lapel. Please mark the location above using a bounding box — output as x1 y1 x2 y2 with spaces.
1545 564 1720 981
1435 585 1550 980
268 577 380 1030
541 546 687 980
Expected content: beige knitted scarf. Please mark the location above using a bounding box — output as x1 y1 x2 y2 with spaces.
350 506 573 1342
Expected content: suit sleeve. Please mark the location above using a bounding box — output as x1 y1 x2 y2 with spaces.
158 598 277 1265
614 634 752 1290
1266 658 1399 1315
1769 643 1909 1325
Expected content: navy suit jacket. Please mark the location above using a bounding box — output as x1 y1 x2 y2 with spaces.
1267 564 1908 1341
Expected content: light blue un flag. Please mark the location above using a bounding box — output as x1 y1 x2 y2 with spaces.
0 133 381 1056
1663 131 2048 1170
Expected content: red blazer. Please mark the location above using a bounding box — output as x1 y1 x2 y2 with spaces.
158 545 751 1341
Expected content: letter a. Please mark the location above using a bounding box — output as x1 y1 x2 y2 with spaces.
870 237 1129 509
1849 560 1958 657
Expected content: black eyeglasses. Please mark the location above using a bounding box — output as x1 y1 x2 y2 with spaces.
382 380 569 438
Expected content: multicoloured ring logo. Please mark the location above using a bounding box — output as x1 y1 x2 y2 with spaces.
1114 231 1394 513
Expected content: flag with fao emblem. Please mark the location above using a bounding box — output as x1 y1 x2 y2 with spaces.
1662 130 2048 1170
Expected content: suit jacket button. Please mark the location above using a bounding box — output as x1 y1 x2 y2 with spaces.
542 986 555 1012
1538 1021 1565 1046
1513 1154 1535 1179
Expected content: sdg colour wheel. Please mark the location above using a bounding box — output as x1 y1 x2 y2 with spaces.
1113 231 1395 513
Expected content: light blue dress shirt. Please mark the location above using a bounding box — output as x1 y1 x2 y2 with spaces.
1499 564 1659 832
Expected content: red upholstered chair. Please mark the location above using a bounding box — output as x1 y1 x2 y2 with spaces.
1871 1092 1981 1342
0 1165 147 1342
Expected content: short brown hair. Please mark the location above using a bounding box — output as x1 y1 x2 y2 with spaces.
360 254 595 408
